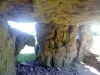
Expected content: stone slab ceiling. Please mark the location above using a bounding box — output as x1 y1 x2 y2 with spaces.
0 0 100 25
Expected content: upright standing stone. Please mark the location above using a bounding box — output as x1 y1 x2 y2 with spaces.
77 25 93 61
35 23 78 67
0 18 16 75
0 17 35 75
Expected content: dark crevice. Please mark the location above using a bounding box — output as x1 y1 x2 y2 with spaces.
68 26 73 34
54 30 57 39
62 58 65 66
51 57 54 67
15 36 20 55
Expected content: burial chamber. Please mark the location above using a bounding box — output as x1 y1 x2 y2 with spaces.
0 0 99 75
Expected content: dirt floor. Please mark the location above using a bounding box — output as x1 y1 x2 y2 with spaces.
76 63 100 75
16 61 100 75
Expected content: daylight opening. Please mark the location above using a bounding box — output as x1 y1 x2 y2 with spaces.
8 21 37 34
8 21 37 62
91 25 100 55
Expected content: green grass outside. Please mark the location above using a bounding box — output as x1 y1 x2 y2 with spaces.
16 53 36 63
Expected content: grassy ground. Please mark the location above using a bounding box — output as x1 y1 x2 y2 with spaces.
16 53 36 63
16 45 36 63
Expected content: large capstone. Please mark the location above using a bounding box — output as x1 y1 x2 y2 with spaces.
1 0 100 25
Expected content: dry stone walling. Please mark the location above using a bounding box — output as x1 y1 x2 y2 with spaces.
0 17 35 75
35 23 78 67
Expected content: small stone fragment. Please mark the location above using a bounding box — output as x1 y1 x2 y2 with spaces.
21 62 28 66
30 68 33 71
56 67 61 71
45 72 49 75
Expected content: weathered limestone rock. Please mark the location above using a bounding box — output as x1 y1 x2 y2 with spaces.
84 53 100 72
33 0 100 25
1 0 100 25
0 17 35 75
0 18 18 75
35 23 78 67
65 26 78 64
0 18 16 75
0 0 94 74
14 29 35 57
77 25 93 61
0 1 34 22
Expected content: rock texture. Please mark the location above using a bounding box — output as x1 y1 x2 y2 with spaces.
0 18 16 75
77 25 93 61
1 0 100 25
0 1 34 22
0 0 94 74
14 29 35 58
16 61 78 75
33 0 100 25
35 23 78 67
84 53 100 72
0 17 35 75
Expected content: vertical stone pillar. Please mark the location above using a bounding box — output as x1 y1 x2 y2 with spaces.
35 23 78 67
0 17 35 75
77 25 93 61
65 26 78 64
0 18 16 75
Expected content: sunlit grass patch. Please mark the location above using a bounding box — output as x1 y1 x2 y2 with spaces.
16 53 36 63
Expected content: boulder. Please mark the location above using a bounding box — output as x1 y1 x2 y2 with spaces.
0 17 35 75
35 23 78 67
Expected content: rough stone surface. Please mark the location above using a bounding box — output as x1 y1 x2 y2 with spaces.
0 17 35 75
33 0 100 25
35 23 78 67
0 1 34 22
16 61 78 75
14 29 35 58
1 0 100 25
0 0 94 74
0 18 16 75
84 53 100 72
77 25 93 61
